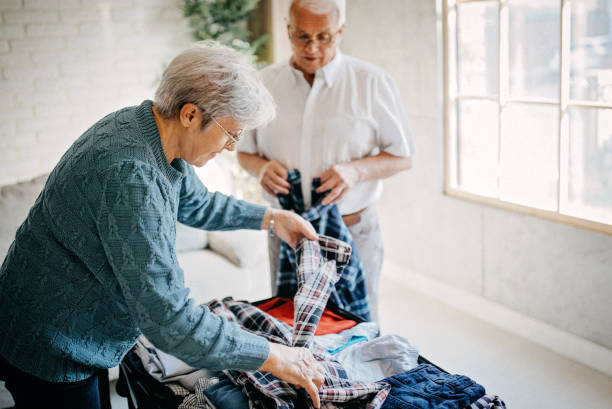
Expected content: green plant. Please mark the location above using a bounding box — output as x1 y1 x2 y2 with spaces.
183 0 269 62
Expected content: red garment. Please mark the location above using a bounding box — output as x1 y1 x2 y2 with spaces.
255 297 357 335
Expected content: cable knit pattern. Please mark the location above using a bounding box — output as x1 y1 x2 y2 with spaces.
0 100 269 382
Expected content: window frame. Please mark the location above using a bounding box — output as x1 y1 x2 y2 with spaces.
443 0 612 235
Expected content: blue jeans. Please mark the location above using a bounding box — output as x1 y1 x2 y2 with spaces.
381 364 485 409
0 354 111 409
203 375 249 409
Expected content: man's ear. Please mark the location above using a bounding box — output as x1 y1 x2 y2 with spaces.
337 23 345 37
179 103 198 128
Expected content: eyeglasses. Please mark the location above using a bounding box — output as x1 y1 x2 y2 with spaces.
212 117 243 148
287 25 340 47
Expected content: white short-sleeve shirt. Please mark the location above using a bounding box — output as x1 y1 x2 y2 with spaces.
238 52 414 215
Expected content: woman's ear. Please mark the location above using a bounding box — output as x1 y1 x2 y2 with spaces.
179 103 199 128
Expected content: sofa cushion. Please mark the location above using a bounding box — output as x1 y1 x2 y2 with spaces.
0 175 48 260
178 249 271 304
207 229 267 268
175 222 208 253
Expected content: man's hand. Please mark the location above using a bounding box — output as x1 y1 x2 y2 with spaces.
259 160 291 196
259 343 325 408
315 163 360 205
263 209 317 248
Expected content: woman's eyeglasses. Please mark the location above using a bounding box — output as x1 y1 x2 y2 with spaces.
212 117 242 148
198 105 243 148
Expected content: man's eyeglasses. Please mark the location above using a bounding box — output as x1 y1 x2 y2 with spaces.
212 117 242 148
287 25 340 47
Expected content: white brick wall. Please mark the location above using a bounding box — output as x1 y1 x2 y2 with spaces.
0 0 191 186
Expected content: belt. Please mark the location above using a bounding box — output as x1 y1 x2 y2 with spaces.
341 206 368 227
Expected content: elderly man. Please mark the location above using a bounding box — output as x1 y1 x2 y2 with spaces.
238 0 414 324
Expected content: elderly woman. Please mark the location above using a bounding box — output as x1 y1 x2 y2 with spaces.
0 41 325 409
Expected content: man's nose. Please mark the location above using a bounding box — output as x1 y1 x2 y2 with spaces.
304 39 320 53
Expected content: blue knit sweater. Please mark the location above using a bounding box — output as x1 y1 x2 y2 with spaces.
0 100 270 382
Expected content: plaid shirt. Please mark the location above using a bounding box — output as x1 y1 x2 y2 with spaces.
469 394 506 409
276 169 371 321
181 237 389 409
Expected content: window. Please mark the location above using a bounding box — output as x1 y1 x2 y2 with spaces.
444 0 612 234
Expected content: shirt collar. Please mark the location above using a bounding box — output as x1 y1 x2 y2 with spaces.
318 51 342 87
288 51 343 87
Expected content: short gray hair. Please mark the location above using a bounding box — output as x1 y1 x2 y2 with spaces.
290 0 346 26
154 40 276 130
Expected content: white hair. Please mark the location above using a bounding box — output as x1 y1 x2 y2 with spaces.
290 0 346 26
154 40 276 130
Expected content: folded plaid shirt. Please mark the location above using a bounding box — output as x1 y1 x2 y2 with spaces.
276 169 371 321
180 237 389 409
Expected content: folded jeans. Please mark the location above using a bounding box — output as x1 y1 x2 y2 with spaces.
381 364 485 409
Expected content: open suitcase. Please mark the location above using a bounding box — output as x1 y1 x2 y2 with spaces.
116 295 449 409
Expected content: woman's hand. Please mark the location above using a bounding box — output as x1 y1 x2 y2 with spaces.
259 343 325 408
258 160 291 196
263 209 317 249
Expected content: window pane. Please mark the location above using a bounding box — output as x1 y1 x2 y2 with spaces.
500 103 559 210
457 99 499 197
570 0 612 103
508 0 560 99
457 1 499 96
566 108 612 224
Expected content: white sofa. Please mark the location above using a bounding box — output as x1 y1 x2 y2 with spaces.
0 161 271 392
0 165 272 304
